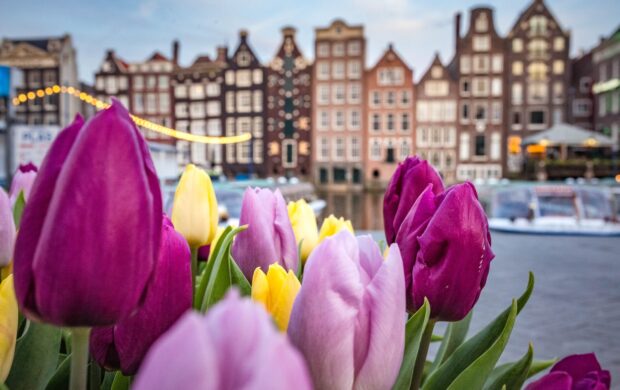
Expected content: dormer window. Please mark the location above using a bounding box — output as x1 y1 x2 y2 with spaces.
475 14 488 32
237 51 251 67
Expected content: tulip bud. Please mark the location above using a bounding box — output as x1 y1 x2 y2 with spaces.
13 102 162 327
383 156 444 244
252 263 300 331
90 215 192 374
396 182 494 320
288 231 405 389
0 275 18 382
317 214 353 242
232 188 298 280
133 290 312 390
287 199 319 262
171 164 218 248
9 163 38 208
525 353 611 390
0 190 16 267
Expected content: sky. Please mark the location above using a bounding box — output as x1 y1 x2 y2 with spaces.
1 0 619 83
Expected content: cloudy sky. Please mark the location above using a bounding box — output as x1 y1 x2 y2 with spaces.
2 0 618 83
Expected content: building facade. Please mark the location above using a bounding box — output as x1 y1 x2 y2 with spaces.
364 44 414 187
94 42 177 144
265 27 313 179
415 54 459 183
592 27 620 150
506 0 570 172
0 35 79 126
172 47 227 171
568 51 594 130
222 30 266 178
313 20 365 189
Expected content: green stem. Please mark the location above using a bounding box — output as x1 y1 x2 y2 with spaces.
70 327 91 390
410 319 436 390
190 247 198 304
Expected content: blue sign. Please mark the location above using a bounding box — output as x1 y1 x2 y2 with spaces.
0 66 10 97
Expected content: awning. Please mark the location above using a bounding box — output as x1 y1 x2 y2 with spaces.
522 123 614 147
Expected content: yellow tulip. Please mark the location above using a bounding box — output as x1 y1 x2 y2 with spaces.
171 164 218 248
318 214 354 243
0 275 17 382
251 264 300 331
287 199 319 263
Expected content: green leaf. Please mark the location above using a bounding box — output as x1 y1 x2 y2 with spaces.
527 359 556 379
100 372 117 390
392 299 430 390
44 354 70 390
483 343 533 390
194 226 233 307
0 383 9 390
110 372 130 390
431 334 443 342
296 239 304 281
423 272 534 390
6 321 62 390
13 191 25 228
429 311 472 374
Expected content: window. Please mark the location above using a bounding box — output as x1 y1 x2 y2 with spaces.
318 137 330 161
528 39 548 58
370 138 381 161
512 111 522 125
190 84 204 99
475 13 488 32
44 70 56 85
400 140 411 160
349 110 360 130
236 91 251 113
553 107 563 123
174 85 187 98
491 101 502 123
572 99 591 116
553 60 564 75
333 42 345 57
333 84 345 104
206 101 220 116
460 133 470 161
317 43 330 57
512 61 524 76
461 103 470 120
253 70 263 84
206 83 220 96
473 55 490 73
146 76 157 89
106 77 117 94
334 111 345 129
424 81 449 96
236 70 251 87
529 15 547 35
491 78 502 96
332 61 345 79
554 37 565 51
512 83 523 104
431 66 443 78
553 82 564 103
386 114 395 131
386 91 396 106
460 56 471 74
349 137 361 161
189 101 204 117
475 104 487 120
528 61 547 78
225 71 234 85
417 102 429 121
133 75 144 89
371 91 380 107
528 82 548 104
253 90 263 112
317 62 329 80
401 91 411 106
226 92 235 112
473 77 489 96
333 137 345 161
492 54 503 73
475 135 486 156
378 68 404 85
372 114 380 132
159 93 170 112
491 133 501 160
529 110 545 125
444 127 455 146
318 110 329 130
473 35 490 51
349 84 361 103
175 103 188 118
461 79 470 94
133 93 144 112
118 76 128 90
207 119 221 136
348 41 361 55
347 61 361 79
158 75 168 89
96 76 105 90
401 114 410 131
318 85 330 104
580 77 592 93
512 39 523 53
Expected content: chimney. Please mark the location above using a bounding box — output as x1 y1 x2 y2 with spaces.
105 49 115 58
388 42 394 51
282 26 296 38
216 46 228 63
172 40 179 65
455 12 462 53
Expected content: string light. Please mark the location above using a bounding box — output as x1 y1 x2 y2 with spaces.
11 85 252 145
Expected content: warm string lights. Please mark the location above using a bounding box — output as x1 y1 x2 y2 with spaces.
11 85 252 145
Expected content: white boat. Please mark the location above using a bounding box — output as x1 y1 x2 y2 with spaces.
487 185 620 236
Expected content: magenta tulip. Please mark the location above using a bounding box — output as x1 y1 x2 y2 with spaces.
90 215 191 374
0 189 15 267
13 101 162 326
9 163 38 207
383 156 444 245
133 290 312 390
526 353 611 390
288 230 406 389
396 182 494 320
231 188 298 280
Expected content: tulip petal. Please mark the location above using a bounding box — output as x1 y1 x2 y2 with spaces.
551 353 602 382
0 190 16 267
0 275 17 382
525 371 572 390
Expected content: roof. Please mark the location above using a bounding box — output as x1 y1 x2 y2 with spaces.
148 52 169 61
522 123 614 147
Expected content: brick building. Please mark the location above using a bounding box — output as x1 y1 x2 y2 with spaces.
568 51 594 130
592 26 620 150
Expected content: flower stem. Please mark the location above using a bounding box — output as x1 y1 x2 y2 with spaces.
70 327 91 390
410 319 436 390
190 247 198 303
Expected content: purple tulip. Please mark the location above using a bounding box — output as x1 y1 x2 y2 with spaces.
383 156 444 245
231 188 298 280
90 215 191 374
396 182 494 320
0 189 16 267
13 101 162 326
9 163 38 207
526 353 611 390
288 230 406 389
133 290 312 390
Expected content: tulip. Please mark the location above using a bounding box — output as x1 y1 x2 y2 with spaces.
252 263 300 331
383 156 444 244
0 275 17 382
0 189 15 267
288 230 405 389
288 199 319 262
171 164 218 249
317 214 354 242
133 290 312 390
90 215 192 374
197 226 226 262
9 163 38 208
13 102 162 327
396 182 494 320
525 353 611 390
232 188 298 280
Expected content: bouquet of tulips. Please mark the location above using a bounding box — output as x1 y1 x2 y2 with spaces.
0 102 611 390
